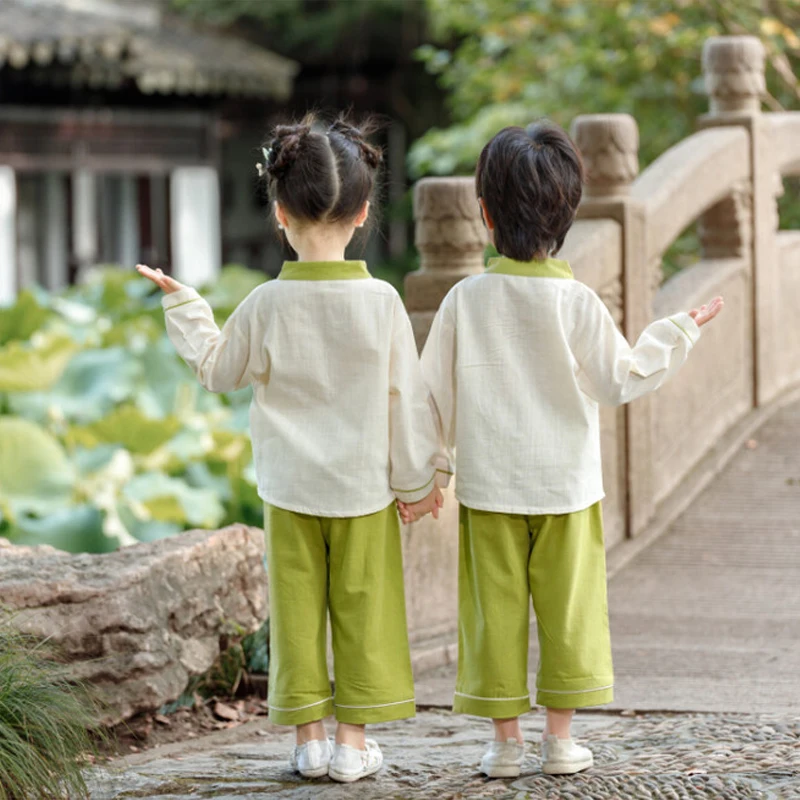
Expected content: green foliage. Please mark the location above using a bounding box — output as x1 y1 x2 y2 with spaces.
171 0 420 59
0 266 267 553
410 0 800 177
0 291 51 346
0 618 99 800
242 619 270 676
159 619 269 715
370 247 421 294
0 417 75 521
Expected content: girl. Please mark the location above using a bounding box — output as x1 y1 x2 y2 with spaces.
401 121 723 777
138 116 445 783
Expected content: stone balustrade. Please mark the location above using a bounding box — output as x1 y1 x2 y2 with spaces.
401 35 800 650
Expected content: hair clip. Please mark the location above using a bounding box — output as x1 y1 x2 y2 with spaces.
256 146 272 178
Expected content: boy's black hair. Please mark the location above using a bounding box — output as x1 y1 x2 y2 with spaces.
261 113 382 227
476 121 584 262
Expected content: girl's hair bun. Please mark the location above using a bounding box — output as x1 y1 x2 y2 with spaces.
266 121 312 180
261 112 381 228
328 117 383 171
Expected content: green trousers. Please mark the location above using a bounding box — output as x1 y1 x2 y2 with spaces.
454 502 614 718
265 502 416 726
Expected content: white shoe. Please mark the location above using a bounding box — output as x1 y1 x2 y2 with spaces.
541 735 593 775
328 739 383 783
480 739 526 778
290 738 333 779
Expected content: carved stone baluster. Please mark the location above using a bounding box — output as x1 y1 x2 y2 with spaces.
573 113 639 201
703 36 765 115
571 113 641 335
571 114 653 539
700 35 779 405
405 177 488 350
698 180 753 259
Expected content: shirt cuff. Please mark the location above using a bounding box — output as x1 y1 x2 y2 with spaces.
392 471 437 504
434 456 453 489
162 287 202 312
668 312 701 347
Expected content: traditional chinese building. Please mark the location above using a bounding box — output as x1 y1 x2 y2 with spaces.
0 0 298 303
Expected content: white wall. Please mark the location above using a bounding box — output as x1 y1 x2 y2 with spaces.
0 167 17 305
171 167 221 286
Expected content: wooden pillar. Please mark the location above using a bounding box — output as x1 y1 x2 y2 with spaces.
170 167 221 286
16 176 38 290
388 121 408 258
42 173 69 291
571 114 650 537
0 167 17 304
405 177 487 350
73 170 98 270
119 175 140 266
698 36 777 405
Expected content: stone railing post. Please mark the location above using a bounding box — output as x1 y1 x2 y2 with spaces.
405 177 487 350
571 114 653 538
699 35 779 406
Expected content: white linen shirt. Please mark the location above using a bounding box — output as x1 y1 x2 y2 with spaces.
162 260 446 518
421 256 702 515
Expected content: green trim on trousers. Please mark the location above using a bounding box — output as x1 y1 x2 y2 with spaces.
264 502 416 726
455 502 614 718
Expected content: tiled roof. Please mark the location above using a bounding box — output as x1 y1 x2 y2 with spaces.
0 0 298 98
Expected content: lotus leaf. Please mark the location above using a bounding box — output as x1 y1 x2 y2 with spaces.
0 417 75 519
0 291 51 346
0 336 78 392
69 406 181 455
8 505 113 553
9 347 142 424
123 472 226 528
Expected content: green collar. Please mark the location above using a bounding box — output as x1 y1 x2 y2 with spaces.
486 256 573 279
277 260 371 281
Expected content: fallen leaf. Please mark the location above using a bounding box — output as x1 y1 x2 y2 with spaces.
213 701 240 721
154 714 172 727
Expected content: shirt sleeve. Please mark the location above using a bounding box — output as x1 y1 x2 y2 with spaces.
420 298 457 485
571 286 701 407
161 285 259 394
388 296 449 503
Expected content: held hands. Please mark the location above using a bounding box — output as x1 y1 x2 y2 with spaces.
136 264 185 294
397 485 444 525
689 296 724 327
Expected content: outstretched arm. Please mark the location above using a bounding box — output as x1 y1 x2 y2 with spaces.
573 288 723 407
137 264 256 394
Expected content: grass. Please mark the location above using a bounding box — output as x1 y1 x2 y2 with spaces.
0 618 100 800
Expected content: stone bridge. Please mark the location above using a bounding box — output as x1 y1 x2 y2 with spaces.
400 34 800 684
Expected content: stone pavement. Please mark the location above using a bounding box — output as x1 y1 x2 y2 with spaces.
87 402 800 798
419 401 800 715
87 708 800 799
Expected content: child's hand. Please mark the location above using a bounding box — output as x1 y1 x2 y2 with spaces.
397 485 444 525
689 296 724 327
136 264 185 294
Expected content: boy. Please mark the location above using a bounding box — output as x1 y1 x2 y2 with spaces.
401 122 722 777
